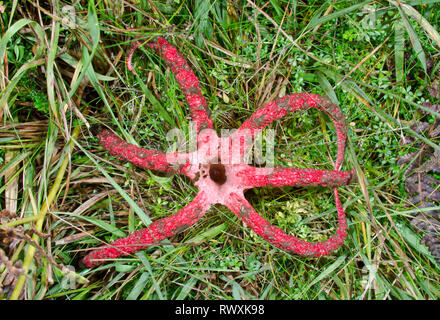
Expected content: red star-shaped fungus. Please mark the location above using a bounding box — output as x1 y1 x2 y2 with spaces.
83 37 355 268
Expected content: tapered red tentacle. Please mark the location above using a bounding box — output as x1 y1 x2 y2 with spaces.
236 166 355 189
226 191 347 257
239 93 346 131
227 94 350 256
98 129 192 176
126 39 141 74
127 37 213 133
232 93 347 169
83 191 211 267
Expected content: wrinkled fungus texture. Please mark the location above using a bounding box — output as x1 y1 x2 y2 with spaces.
83 37 355 267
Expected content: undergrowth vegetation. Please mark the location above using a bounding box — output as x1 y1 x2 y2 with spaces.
0 0 439 300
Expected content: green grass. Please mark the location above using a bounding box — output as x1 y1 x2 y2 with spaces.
0 0 439 300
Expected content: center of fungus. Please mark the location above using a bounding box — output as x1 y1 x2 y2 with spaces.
209 163 227 185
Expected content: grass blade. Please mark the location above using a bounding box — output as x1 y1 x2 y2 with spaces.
60 212 126 238
394 20 406 83
391 0 427 72
137 252 165 300
305 0 371 31
401 2 440 48
0 150 31 180
72 138 152 227
175 277 197 300
126 272 149 300
302 255 346 295
0 19 45 114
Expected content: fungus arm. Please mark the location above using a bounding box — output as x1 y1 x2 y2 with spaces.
98 129 192 176
127 37 213 133
234 93 347 169
225 191 347 257
236 166 355 189
83 191 211 267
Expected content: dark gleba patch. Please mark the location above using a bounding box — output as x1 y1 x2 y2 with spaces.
317 97 347 128
174 224 191 234
194 206 203 214
198 120 211 131
276 97 292 110
182 86 200 95
279 240 294 251
238 205 252 218
154 219 166 231
321 171 348 187
138 151 154 158
262 224 276 242
251 114 268 128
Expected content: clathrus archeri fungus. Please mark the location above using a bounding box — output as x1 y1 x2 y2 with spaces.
83 37 355 267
